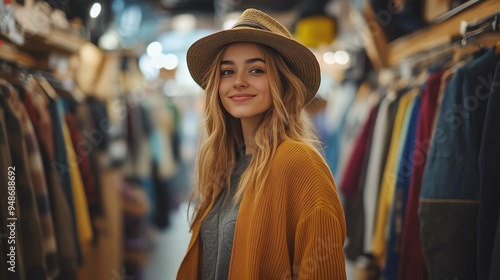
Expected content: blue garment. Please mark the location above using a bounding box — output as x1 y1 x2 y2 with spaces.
325 112 349 178
384 93 421 280
139 177 156 223
490 208 500 280
420 48 500 279
477 60 500 280
50 98 83 265
324 83 357 178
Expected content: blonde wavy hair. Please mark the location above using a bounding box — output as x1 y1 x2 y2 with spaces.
188 43 320 228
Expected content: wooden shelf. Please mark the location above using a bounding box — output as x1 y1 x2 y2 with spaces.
21 27 87 55
0 25 88 69
0 42 36 67
364 0 500 69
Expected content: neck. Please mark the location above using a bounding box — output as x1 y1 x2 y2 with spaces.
240 117 261 155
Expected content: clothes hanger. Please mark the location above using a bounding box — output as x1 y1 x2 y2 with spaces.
33 73 59 100
460 11 500 56
25 74 50 106
33 71 84 103
0 60 28 86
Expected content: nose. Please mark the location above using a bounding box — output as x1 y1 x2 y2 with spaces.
233 72 248 89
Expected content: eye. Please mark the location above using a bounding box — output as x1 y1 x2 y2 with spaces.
250 68 264 74
221 69 234 76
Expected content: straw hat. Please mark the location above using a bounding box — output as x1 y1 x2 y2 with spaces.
186 8 321 103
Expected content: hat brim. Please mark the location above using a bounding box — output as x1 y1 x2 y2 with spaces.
187 27 320 103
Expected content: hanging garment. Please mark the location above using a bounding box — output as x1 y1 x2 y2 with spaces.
145 92 179 227
385 93 422 280
431 66 460 135
0 85 25 280
477 59 500 280
362 90 402 253
340 101 380 195
341 101 380 261
2 83 47 279
22 84 79 279
75 100 103 217
49 98 83 264
21 81 54 160
420 48 500 280
398 69 445 280
372 88 417 266
145 93 178 179
125 99 142 163
17 86 59 279
64 112 99 227
324 81 357 177
86 97 110 152
60 101 94 247
489 208 500 280
152 161 171 229
335 86 374 184
42 154 79 280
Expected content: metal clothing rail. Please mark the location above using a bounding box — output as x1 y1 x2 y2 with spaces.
398 11 500 71
461 11 500 45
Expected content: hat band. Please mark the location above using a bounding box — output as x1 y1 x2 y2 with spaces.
232 21 269 31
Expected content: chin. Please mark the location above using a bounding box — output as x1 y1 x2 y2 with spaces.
227 111 253 119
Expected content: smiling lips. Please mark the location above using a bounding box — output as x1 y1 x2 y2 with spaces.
229 94 256 102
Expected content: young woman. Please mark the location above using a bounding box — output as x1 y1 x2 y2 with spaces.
177 8 346 279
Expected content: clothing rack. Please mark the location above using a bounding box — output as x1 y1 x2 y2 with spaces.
364 0 500 68
461 11 500 45
395 11 500 78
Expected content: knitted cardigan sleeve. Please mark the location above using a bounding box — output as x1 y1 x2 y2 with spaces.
282 142 347 279
294 208 346 279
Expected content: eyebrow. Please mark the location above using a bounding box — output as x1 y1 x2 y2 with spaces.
220 58 265 65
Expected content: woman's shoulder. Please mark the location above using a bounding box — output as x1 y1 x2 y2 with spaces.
275 140 322 161
273 140 328 173
271 141 339 211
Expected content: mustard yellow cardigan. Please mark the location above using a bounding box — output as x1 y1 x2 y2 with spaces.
177 141 347 279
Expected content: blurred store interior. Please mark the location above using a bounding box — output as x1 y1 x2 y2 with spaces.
2 0 500 279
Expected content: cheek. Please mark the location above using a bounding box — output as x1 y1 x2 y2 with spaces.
264 94 273 110
219 79 231 95
218 84 227 104
261 87 273 108
217 92 231 113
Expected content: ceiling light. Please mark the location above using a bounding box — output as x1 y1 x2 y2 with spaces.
90 3 102 19
153 54 167 69
323 52 336 65
98 30 120 50
334 50 350 65
146 41 163 58
163 53 178 70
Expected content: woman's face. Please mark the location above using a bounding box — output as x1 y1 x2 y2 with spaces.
218 42 273 122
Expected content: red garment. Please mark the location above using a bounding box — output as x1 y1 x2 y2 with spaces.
339 103 379 196
22 87 54 160
398 70 445 280
64 112 101 215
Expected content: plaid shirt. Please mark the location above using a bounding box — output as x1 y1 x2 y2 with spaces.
1 80 46 279
0 81 25 280
19 85 60 279
22 82 79 279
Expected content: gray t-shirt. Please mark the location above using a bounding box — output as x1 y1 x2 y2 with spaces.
200 153 251 280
